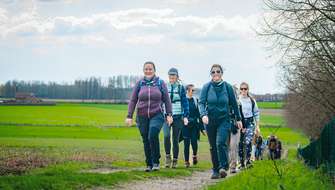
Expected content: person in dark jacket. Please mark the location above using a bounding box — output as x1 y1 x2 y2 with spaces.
199 64 242 179
126 61 173 172
163 68 189 168
182 84 206 168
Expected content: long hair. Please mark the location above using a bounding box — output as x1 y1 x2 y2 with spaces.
240 82 254 100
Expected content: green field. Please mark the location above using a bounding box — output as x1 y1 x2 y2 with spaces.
0 103 333 190
0 103 127 127
0 103 284 127
257 101 284 109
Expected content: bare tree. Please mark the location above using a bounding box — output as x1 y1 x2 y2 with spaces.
260 0 335 138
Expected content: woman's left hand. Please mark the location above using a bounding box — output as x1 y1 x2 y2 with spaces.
236 121 243 129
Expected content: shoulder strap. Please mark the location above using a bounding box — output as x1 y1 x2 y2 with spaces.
193 97 199 109
224 82 231 106
157 79 165 95
224 82 233 115
177 83 181 95
136 78 144 94
250 97 255 114
205 82 212 101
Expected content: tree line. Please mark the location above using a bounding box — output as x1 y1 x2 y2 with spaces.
0 76 140 101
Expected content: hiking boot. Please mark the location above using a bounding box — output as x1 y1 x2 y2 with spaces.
219 169 228 178
144 166 152 172
210 171 220 179
165 155 172 168
172 158 178 168
152 164 160 171
246 160 253 168
239 162 245 170
192 155 198 165
185 161 190 168
230 167 237 174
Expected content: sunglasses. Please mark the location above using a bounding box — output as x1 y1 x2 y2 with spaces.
240 88 248 91
211 70 221 75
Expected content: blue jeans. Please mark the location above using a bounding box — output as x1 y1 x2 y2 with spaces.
205 119 231 172
255 146 263 160
182 123 199 162
136 113 164 166
163 115 183 159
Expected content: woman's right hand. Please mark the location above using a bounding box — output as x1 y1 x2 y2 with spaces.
125 118 133 126
167 115 173 126
202 116 209 125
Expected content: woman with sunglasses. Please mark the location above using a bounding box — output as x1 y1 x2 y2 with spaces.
199 64 243 179
238 82 260 169
126 61 173 172
182 84 206 168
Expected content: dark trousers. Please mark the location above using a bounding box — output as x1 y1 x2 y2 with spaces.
182 123 199 162
206 119 231 172
136 113 164 166
163 116 184 159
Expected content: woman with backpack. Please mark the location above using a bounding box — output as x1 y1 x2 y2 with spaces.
238 82 260 169
182 84 206 168
163 68 189 169
199 64 243 179
125 61 173 172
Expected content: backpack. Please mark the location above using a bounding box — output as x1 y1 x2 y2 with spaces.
169 82 183 103
136 77 165 95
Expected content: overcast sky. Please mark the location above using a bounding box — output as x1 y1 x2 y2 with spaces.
0 0 283 94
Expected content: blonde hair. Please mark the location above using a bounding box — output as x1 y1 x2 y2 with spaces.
240 82 253 99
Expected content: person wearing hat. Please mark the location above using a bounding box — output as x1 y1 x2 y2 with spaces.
163 68 189 168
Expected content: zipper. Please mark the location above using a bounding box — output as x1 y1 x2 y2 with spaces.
148 86 151 118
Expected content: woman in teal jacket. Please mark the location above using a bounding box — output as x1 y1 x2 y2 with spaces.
199 64 243 179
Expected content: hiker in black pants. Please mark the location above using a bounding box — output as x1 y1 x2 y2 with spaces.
163 68 189 168
182 84 206 168
199 64 243 179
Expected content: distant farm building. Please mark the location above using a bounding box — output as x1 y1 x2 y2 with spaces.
15 92 41 104
0 92 55 106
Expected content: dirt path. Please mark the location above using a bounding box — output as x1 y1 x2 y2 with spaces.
87 150 288 190
113 170 235 190
260 109 284 116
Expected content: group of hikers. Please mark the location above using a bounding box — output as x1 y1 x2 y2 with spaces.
125 61 278 179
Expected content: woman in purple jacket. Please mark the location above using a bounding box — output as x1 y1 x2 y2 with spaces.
126 61 173 172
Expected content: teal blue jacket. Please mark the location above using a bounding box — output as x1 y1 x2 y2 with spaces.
199 81 241 121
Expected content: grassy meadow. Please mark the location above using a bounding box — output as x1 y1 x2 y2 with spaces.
0 102 333 190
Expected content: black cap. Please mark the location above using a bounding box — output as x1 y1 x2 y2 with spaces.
168 68 179 76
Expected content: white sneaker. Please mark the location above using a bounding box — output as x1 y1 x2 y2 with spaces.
152 164 160 171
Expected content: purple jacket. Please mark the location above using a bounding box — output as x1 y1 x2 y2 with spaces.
127 76 172 118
